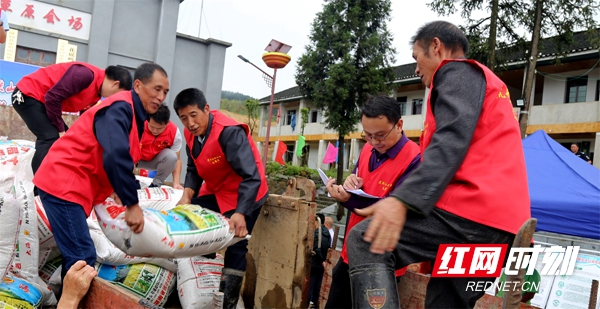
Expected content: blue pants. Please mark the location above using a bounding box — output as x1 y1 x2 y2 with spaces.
39 189 96 280
191 195 262 271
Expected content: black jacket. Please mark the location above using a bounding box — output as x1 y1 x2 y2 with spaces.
312 225 331 270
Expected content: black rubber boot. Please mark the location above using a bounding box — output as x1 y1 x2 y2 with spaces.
349 263 400 309
219 268 245 309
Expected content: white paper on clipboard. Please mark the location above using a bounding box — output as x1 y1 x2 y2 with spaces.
317 168 379 199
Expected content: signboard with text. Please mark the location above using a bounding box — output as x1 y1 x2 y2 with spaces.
545 254 600 309
3 29 18 61
0 60 39 106
2 0 92 40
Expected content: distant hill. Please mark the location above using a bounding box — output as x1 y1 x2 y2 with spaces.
221 90 255 102
220 109 259 139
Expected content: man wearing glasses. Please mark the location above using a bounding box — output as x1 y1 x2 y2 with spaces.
324 95 421 308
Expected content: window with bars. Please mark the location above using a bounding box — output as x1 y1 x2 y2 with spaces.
285 109 297 125
565 76 588 103
412 98 423 115
15 47 56 67
397 96 407 115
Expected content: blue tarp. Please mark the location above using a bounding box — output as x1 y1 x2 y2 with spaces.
523 130 600 240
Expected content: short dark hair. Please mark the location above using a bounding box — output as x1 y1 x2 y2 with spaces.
173 88 208 115
134 62 167 84
105 66 132 90
571 143 580 148
410 21 469 56
361 95 402 124
149 104 170 125
315 213 325 225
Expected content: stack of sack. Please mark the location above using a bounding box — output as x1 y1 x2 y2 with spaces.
0 138 244 309
94 182 246 308
0 140 56 308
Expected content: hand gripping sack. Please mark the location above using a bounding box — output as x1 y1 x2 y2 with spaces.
94 200 245 258
89 228 178 272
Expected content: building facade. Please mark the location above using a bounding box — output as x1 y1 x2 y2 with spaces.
0 0 231 182
257 30 600 170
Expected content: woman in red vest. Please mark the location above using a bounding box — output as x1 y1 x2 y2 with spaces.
323 95 421 308
345 21 530 309
12 62 132 174
173 88 268 309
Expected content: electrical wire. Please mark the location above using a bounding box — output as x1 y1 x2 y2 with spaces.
535 53 600 81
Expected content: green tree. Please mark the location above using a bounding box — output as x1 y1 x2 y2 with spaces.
427 0 528 71
296 0 396 218
518 0 598 137
244 99 260 137
427 0 599 137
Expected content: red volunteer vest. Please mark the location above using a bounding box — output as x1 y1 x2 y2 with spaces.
33 91 142 216
420 59 530 234
16 62 105 112
140 121 178 161
340 140 420 273
184 110 268 214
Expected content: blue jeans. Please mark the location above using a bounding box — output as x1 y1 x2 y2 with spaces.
39 189 96 280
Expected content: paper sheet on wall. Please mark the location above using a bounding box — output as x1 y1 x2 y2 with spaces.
317 168 379 199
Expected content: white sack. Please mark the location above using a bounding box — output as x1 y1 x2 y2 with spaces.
0 189 20 280
90 228 177 272
138 186 183 211
95 200 244 258
34 196 56 250
177 254 224 309
10 179 38 282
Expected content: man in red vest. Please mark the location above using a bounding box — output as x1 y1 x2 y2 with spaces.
345 21 530 308
138 104 183 189
323 95 421 308
173 88 268 309
33 63 169 282
12 62 132 175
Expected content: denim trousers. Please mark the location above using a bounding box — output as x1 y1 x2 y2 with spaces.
39 189 96 280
